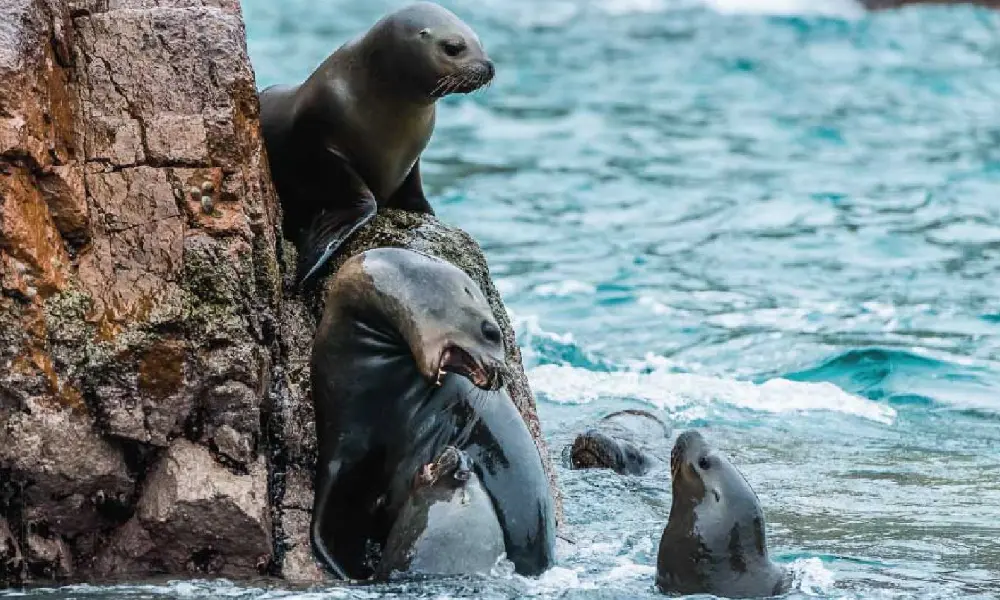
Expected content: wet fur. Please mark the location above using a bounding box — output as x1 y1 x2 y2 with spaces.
259 2 494 284
310 249 555 580
656 431 790 598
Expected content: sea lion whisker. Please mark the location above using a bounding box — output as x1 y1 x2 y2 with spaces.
431 77 449 96
470 72 485 94
432 75 455 96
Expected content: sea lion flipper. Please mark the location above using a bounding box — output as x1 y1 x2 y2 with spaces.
297 194 377 284
311 458 350 580
386 160 434 215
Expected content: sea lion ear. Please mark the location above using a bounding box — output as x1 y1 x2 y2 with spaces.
419 27 432 38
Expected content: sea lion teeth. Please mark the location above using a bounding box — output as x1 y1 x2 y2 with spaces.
309 248 553 580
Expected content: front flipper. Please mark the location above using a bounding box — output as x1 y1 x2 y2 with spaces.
311 458 349 580
386 160 434 215
296 164 377 284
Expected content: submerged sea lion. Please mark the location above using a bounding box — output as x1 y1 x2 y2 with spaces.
310 248 555 580
656 431 790 598
374 446 505 580
259 2 495 283
569 409 671 475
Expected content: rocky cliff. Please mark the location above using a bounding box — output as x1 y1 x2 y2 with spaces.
0 0 559 585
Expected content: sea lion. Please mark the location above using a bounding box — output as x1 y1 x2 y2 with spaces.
310 248 555 580
374 446 505 580
568 409 671 475
656 430 790 598
259 2 495 283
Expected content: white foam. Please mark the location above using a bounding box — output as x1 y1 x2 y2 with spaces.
513 313 578 346
596 0 671 15
523 566 597 595
528 363 896 424
700 0 865 18
637 294 684 317
535 280 597 297
604 559 658 581
789 557 837 594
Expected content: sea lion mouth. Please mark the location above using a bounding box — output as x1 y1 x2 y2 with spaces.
436 344 505 391
671 432 695 479
414 446 473 491
429 61 495 98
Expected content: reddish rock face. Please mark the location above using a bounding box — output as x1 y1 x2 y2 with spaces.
0 0 279 584
0 0 559 586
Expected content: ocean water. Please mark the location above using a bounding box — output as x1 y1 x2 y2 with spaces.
10 0 1000 598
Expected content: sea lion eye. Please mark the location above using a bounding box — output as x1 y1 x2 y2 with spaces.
441 40 466 57
698 456 711 470
419 28 432 38
481 320 502 344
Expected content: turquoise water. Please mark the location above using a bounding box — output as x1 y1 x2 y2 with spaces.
12 0 1000 598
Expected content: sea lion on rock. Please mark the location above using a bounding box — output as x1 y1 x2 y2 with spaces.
310 248 555 580
569 409 670 475
657 430 790 598
374 446 505 580
259 2 495 283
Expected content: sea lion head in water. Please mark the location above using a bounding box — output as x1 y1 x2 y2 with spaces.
335 247 507 390
375 446 505 580
363 1 495 102
569 409 670 475
656 430 790 598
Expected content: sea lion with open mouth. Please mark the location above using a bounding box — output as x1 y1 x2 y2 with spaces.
310 248 555 580
374 446 505 580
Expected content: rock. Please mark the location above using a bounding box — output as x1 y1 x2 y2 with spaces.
0 0 559 586
1 0 279 585
273 471 325 583
94 441 271 578
108 440 272 576
25 531 73 579
0 518 23 581
0 401 133 536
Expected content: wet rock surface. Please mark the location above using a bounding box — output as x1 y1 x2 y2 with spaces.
1 0 278 584
0 0 558 585
94 440 271 577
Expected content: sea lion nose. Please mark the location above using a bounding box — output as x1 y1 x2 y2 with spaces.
483 59 495 80
481 320 502 344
